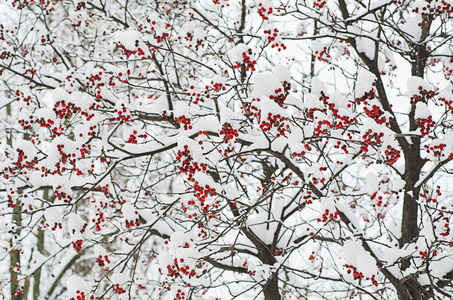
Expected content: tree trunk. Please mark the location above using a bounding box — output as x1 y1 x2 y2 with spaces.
263 274 281 300
260 246 281 300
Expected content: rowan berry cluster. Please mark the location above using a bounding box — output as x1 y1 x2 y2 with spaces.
263 28 286 51
125 217 140 228
219 122 238 143
232 48 256 71
440 95 453 113
54 185 73 202
444 59 453 80
19 115 55 130
318 209 339 223
166 255 207 281
361 130 383 152
113 284 126 294
313 0 327 9
410 86 436 104
69 290 94 300
54 100 79 120
72 239 83 253
174 288 187 300
125 131 147 144
75 1 86 10
334 141 350 154
111 103 132 123
440 216 450 237
363 104 388 125
160 111 193 130
258 3 273 20
308 92 356 136
97 255 111 268
183 30 206 50
270 81 291 107
313 46 330 62
416 116 434 136
345 265 378 286
424 143 446 158
176 146 208 182
261 112 288 137
211 80 226 92
384 145 401 165
15 148 38 170
116 42 147 59
412 1 453 20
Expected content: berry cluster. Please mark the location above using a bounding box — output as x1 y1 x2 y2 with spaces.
116 41 148 60
111 103 132 123
188 85 204 105
416 116 434 136
97 255 111 268
19 114 55 130
355 84 376 104
346 265 378 286
270 81 291 107
54 185 73 202
313 46 330 62
333 140 350 154
15 148 38 171
264 28 286 51
364 104 388 125
125 131 147 144
361 130 383 152
113 284 127 294
85 72 107 100
307 92 356 135
260 112 288 137
440 216 450 237
314 119 331 138
54 100 80 120
193 183 218 217
411 1 453 22
291 143 312 158
424 142 446 158
72 239 83 253
70 290 94 300
318 209 339 223
184 32 206 50
258 3 273 20
419 187 438 204
440 95 453 113
210 80 226 92
232 48 256 72
125 208 140 228
313 0 327 9
174 288 187 300
166 256 207 279
443 58 453 80
410 86 436 104
219 122 238 143
176 145 208 182
75 1 86 10
384 145 401 165
160 111 193 130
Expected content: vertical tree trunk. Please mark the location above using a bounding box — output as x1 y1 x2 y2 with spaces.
7 102 23 300
259 244 281 300
398 19 432 299
33 189 47 299
263 274 281 300
10 205 22 300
